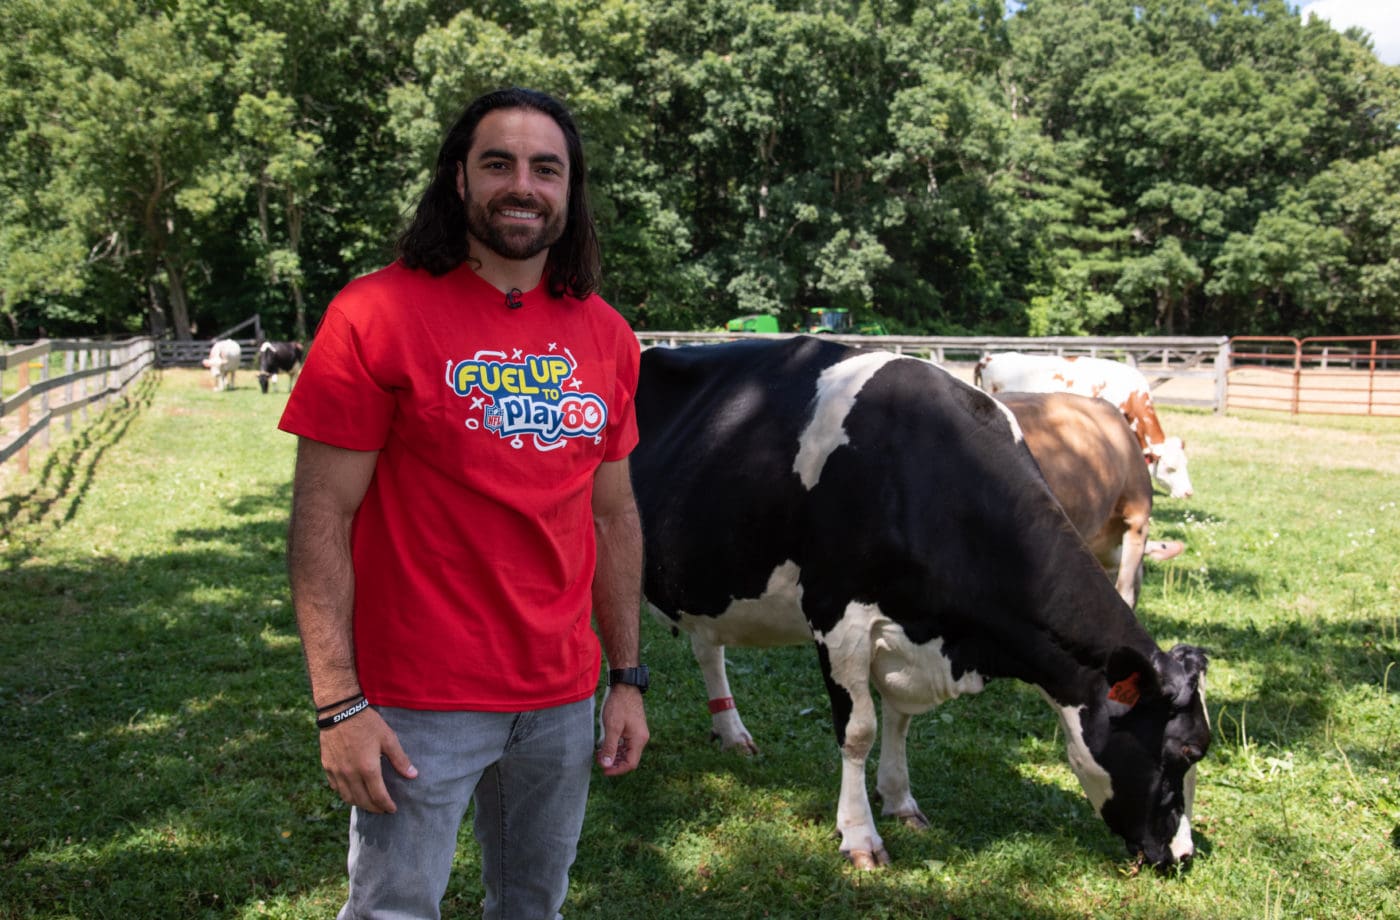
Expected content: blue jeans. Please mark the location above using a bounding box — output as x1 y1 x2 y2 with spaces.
337 698 595 920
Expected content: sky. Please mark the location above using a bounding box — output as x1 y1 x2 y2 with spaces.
1297 0 1400 65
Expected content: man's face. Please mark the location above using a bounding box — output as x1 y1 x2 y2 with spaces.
457 108 570 262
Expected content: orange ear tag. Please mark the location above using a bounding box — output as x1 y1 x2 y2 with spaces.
1108 672 1141 707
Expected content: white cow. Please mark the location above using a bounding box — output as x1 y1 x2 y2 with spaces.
975 352 1194 498
202 339 242 391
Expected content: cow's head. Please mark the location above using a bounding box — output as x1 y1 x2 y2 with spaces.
1059 643 1210 870
1146 436 1193 499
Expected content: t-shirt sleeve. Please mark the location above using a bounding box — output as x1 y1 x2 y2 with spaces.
603 322 641 463
277 301 396 451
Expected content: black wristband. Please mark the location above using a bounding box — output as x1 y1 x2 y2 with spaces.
316 693 364 713
607 665 650 694
316 697 371 730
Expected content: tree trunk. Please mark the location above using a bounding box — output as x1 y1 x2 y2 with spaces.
287 192 307 341
147 280 168 338
291 278 307 342
1157 287 1175 335
167 261 192 340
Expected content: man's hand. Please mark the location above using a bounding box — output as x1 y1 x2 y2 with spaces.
319 708 417 812
596 685 649 776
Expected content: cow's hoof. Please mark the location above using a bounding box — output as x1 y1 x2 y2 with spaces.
709 731 760 755
845 848 891 871
897 809 931 831
1147 540 1186 561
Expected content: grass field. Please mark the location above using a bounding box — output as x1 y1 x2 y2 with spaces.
1 367 1397 919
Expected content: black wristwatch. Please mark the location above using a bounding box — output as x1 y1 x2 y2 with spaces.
607 666 650 694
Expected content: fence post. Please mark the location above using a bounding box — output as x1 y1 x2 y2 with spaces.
64 350 75 434
102 347 112 412
17 360 29 475
1291 342 1302 415
37 356 51 450
1213 342 1230 415
1368 339 1378 415
79 349 90 424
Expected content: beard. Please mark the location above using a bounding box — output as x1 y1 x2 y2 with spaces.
464 194 567 262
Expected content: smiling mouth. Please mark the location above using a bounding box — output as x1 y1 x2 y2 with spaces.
498 208 540 220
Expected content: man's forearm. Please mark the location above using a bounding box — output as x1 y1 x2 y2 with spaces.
592 502 643 667
287 439 378 706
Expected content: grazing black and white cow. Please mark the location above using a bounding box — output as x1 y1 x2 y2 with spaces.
257 341 303 393
632 337 1210 872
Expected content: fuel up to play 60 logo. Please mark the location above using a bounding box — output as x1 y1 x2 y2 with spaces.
445 346 607 451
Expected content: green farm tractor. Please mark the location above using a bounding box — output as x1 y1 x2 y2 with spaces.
805 307 887 336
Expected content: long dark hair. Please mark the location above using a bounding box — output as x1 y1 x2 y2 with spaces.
395 88 600 298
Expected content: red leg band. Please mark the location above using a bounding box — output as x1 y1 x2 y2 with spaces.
708 697 736 714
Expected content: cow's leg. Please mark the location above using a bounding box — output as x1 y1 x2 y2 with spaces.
815 618 887 869
1116 507 1150 608
689 632 759 754
875 699 929 830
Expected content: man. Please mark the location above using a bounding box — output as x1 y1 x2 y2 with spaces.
280 87 649 920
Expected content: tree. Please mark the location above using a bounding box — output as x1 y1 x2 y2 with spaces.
1007 0 1400 333
18 0 246 339
1212 148 1400 334
1 0 1396 340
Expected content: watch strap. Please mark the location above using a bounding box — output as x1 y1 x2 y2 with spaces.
607 665 649 693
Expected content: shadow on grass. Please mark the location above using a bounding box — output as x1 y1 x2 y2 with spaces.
6 486 1389 918
1138 496 1397 767
0 475 351 917
0 498 1122 920
1141 605 1397 769
1 372 161 567
569 625 1148 918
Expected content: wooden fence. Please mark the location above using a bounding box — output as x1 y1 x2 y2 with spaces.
4 331 1392 480
156 314 265 367
0 337 157 474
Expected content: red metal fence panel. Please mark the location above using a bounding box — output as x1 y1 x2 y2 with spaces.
1228 335 1400 416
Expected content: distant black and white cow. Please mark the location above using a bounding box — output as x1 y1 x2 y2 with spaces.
632 337 1210 871
202 339 242 391
257 341 303 393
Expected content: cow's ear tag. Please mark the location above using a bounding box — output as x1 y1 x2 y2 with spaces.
1108 672 1141 707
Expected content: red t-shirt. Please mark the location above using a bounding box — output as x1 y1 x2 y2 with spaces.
279 261 640 711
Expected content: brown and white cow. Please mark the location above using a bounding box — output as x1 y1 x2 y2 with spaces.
997 392 1182 608
633 337 1211 872
202 339 242 391
974 352 1194 499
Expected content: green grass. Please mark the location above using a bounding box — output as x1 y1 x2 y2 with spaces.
2 369 1397 919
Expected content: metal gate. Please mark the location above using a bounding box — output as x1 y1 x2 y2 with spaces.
1228 335 1400 416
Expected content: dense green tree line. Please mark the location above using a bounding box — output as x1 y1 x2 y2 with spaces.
2 0 1396 340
